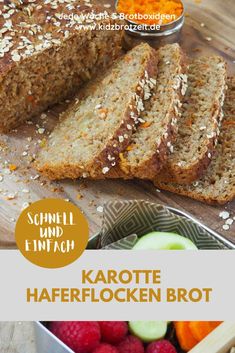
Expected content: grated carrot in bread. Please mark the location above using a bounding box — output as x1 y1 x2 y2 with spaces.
108 44 187 180
8 164 18 172
36 43 158 180
140 121 153 128
154 77 235 205
156 56 227 184
0 1 123 132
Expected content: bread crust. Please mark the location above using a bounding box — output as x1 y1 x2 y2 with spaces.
156 57 227 184
157 105 225 184
37 44 158 180
89 49 158 179
114 110 180 180
154 181 235 205
128 50 188 180
154 77 235 205
100 45 188 180
0 1 123 132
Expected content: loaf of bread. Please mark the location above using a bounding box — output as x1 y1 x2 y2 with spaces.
111 43 187 180
154 77 235 205
36 43 158 180
0 0 123 132
156 56 227 184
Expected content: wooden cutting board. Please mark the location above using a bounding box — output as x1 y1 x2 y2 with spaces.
0 0 235 248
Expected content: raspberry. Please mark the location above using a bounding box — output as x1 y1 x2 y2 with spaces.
116 335 144 353
50 321 101 353
99 322 128 344
146 340 177 353
93 343 119 353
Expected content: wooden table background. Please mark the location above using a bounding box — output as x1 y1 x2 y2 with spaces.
0 0 235 353
0 0 235 248
0 0 235 348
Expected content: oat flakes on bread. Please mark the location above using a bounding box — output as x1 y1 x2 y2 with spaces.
0 0 123 132
154 77 235 205
156 56 227 184
107 43 188 180
36 43 158 180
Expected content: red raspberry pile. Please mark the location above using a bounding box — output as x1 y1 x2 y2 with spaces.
50 321 177 353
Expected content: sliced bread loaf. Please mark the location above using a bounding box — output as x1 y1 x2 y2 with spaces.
154 77 235 205
0 1 123 132
36 43 158 180
111 43 187 180
156 56 227 184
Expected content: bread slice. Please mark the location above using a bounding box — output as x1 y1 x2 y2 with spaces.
36 43 158 180
154 77 235 205
108 43 187 180
156 56 227 184
0 1 123 132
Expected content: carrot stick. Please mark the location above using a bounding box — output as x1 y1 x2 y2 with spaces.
174 322 198 352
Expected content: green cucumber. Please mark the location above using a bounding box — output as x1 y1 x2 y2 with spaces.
133 232 198 250
129 321 168 342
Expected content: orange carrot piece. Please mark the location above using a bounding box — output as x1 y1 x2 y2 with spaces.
189 321 222 342
140 121 152 128
117 0 183 26
174 322 198 352
189 321 213 341
126 144 135 151
210 321 223 329
223 121 235 126
8 164 17 171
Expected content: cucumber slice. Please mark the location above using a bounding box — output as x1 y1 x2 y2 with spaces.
133 232 197 250
129 321 168 342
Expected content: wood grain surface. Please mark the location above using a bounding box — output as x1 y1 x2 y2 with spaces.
0 0 235 250
0 1 235 350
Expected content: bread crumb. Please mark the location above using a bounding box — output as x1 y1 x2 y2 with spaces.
219 211 230 220
22 202 30 210
222 224 230 231
30 174 40 180
225 218 234 226
8 164 18 171
22 189 30 193
6 193 16 200
97 206 104 213
38 128 45 134
102 167 109 174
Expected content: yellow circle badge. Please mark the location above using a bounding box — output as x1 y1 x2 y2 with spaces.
15 199 89 268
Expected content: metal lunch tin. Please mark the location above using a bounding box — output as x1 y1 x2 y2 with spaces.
34 321 235 353
87 205 235 250
34 204 235 352
34 322 74 353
